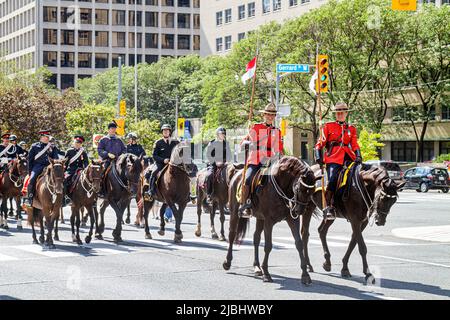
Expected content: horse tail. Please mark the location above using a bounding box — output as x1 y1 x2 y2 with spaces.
235 216 249 244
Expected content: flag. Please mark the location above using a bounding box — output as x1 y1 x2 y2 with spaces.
241 57 257 84
309 70 318 95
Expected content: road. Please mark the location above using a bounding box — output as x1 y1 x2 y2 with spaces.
0 190 449 300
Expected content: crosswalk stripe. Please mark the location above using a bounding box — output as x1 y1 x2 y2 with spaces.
275 236 348 247
14 245 79 258
327 235 412 246
0 253 19 261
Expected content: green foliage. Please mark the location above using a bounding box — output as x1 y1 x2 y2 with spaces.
434 154 450 163
358 129 384 161
127 119 161 155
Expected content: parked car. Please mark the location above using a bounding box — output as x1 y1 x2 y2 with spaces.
363 160 404 181
403 166 449 193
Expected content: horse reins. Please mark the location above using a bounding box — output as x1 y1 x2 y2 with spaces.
80 165 101 198
46 163 63 204
8 161 25 188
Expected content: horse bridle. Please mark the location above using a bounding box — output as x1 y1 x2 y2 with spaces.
46 163 64 203
8 160 25 188
112 158 140 194
80 165 102 198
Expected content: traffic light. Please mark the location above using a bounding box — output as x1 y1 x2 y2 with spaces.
119 100 126 116
318 54 329 93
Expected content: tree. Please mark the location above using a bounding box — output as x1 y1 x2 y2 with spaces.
127 119 161 155
358 129 385 161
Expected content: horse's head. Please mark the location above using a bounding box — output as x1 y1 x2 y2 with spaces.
120 153 143 197
170 144 197 176
17 155 28 177
88 160 103 194
49 158 66 194
293 164 320 216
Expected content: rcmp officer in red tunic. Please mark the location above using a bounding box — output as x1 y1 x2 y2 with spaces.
239 103 284 218
314 102 362 220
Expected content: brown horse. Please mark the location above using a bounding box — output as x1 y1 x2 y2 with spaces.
0 156 28 230
223 156 319 285
141 144 197 242
194 163 244 240
68 160 103 245
301 163 405 284
27 158 66 248
94 153 143 242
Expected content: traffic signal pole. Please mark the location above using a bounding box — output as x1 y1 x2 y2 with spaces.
316 45 327 212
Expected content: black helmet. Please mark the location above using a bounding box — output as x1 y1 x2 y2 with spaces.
216 127 226 135
161 124 172 132
9 134 17 141
126 132 138 140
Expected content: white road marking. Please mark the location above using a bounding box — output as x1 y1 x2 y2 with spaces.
275 236 348 247
372 254 450 269
14 245 78 258
0 253 19 261
327 235 413 246
361 292 404 300
392 225 450 243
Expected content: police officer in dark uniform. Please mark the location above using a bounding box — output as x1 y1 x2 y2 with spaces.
205 127 232 203
63 135 89 206
18 141 28 157
49 136 65 159
145 124 179 198
0 133 14 173
8 135 26 158
126 132 146 157
23 130 60 207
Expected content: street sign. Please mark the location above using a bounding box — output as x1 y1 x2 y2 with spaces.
115 118 125 136
278 104 291 117
276 64 309 73
119 100 126 116
178 118 185 138
392 0 416 11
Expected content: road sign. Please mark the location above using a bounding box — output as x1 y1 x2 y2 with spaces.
119 100 126 116
278 105 291 117
276 64 309 73
115 118 125 136
177 118 185 138
392 0 416 11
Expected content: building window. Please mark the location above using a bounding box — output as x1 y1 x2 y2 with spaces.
43 7 57 23
96 9 108 25
78 53 92 68
423 141 435 161
95 53 108 68
145 55 159 64
146 0 158 5
290 0 298 6
113 0 126 3
178 13 190 28
145 33 159 48
193 14 200 29
193 35 200 50
78 31 92 46
61 74 75 90
43 51 57 67
95 31 108 47
129 11 142 26
273 0 281 11
216 12 223 26
113 10 126 26
96 0 109 3
238 32 245 41
238 5 245 20
193 0 200 8
178 0 190 7
112 54 126 67
248 2 256 17
442 104 450 120
392 141 416 162
225 35 232 51
225 9 232 23
129 0 143 4
161 0 174 6
216 37 223 52
61 30 75 45
112 32 125 47
161 12 175 28
80 9 92 24
129 32 142 48
178 35 190 50
145 12 158 27
61 7 75 23
129 54 142 66
60 52 74 68
440 141 450 155
161 34 174 49
43 29 57 45
263 0 271 14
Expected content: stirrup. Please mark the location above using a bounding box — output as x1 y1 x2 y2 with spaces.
238 199 252 218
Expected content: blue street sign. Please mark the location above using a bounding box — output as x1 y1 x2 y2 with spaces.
276 64 309 73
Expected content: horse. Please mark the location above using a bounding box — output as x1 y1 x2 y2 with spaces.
27 158 67 249
301 163 406 285
141 144 198 243
0 156 28 230
67 160 103 245
223 156 320 285
194 163 244 240
94 154 143 242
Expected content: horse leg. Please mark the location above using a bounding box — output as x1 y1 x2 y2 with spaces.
172 203 185 243
15 196 23 230
125 201 131 224
158 203 167 236
9 197 14 217
85 207 95 244
210 202 218 240
287 217 312 285
30 209 38 244
110 201 124 242
75 208 82 245
54 212 60 241
318 219 334 272
0 197 6 228
194 189 202 237
223 200 239 271
39 214 45 244
218 202 226 241
261 221 274 283
301 206 315 272
80 207 87 227
352 220 374 284
70 207 76 242
143 199 155 239
253 219 264 276
60 207 65 224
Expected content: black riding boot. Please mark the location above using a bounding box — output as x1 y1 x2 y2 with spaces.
146 174 157 197
323 190 336 220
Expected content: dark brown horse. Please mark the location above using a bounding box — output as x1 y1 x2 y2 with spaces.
0 156 28 230
224 156 319 285
68 160 103 245
94 154 143 242
27 158 66 248
194 163 244 240
301 164 405 284
141 144 197 242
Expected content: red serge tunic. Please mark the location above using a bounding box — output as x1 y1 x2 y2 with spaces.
244 123 284 166
315 121 360 165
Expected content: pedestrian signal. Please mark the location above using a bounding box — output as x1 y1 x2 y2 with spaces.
119 100 126 116
318 54 329 93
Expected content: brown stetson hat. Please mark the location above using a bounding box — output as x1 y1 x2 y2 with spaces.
332 102 352 112
259 102 278 115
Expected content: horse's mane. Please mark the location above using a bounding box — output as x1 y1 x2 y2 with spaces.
276 156 311 177
361 165 389 185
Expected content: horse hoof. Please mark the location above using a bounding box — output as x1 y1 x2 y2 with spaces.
219 235 226 242
222 261 231 271
322 263 331 272
134 222 140 227
39 237 45 244
365 274 376 285
81 222 87 227
3 225 9 230
254 267 263 276
341 269 352 278
60 220 65 225
85 236 91 244
301 274 312 286
114 237 123 243
32 239 38 244
125 218 130 224
174 234 183 243
307 265 314 273
262 274 273 283
194 230 201 237
95 234 103 240
158 230 165 236
54 235 59 241
17 226 23 231
211 232 219 240
145 233 152 240
47 244 56 250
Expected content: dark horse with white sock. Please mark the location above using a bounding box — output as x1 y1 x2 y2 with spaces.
301 163 405 284
224 156 320 285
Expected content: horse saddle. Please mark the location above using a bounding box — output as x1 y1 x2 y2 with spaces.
236 166 270 204
154 164 170 186
335 162 357 203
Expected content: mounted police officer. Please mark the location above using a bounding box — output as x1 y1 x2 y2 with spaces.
97 120 126 197
18 141 29 157
126 132 146 157
145 124 179 198
49 136 65 159
8 135 26 158
239 103 284 218
23 130 60 207
205 127 232 204
0 133 20 173
63 135 89 206
314 102 362 221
